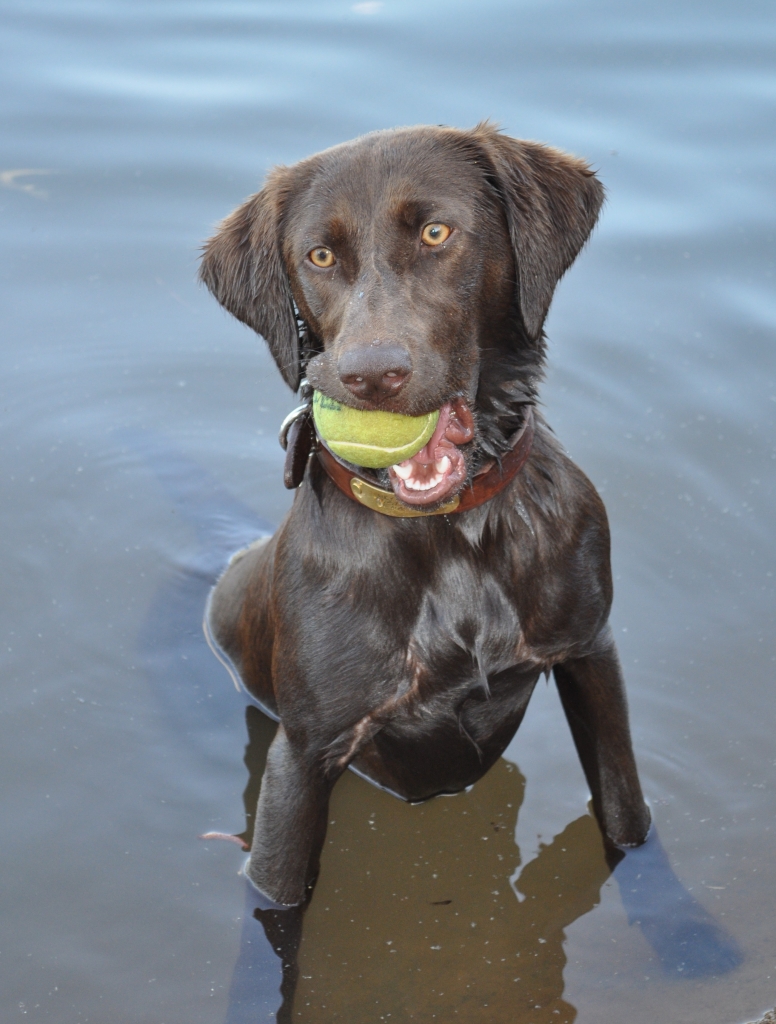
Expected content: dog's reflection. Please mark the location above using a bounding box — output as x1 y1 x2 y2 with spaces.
225 706 741 1024
228 707 598 1023
292 762 605 1023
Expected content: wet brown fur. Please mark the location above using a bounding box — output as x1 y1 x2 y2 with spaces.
200 123 651 907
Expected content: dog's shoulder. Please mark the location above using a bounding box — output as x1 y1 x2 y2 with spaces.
499 419 610 544
486 423 614 652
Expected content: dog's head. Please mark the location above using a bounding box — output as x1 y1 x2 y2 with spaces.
200 123 603 507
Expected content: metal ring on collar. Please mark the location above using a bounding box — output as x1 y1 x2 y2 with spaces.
278 403 312 451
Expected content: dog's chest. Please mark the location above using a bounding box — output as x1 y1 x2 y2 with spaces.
391 552 542 705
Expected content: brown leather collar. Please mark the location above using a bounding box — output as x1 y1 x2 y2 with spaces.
314 405 535 518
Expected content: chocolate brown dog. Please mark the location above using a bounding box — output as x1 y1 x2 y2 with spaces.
200 123 651 907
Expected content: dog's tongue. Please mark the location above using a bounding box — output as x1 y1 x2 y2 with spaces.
388 397 474 507
411 403 455 464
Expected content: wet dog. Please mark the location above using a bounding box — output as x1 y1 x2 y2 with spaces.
200 123 651 906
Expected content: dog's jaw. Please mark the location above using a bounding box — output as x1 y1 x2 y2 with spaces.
387 397 474 507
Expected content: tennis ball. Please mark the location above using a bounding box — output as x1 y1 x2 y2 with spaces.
312 391 439 469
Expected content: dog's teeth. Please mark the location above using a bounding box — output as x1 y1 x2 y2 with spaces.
435 457 451 474
399 468 446 493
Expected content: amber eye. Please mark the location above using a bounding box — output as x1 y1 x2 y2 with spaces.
309 246 335 268
421 223 452 246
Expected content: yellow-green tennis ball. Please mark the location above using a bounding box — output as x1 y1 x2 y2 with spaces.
312 391 439 469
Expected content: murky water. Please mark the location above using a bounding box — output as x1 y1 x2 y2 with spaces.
2 1 775 1021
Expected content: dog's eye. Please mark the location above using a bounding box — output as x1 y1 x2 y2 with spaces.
309 247 335 268
421 223 452 247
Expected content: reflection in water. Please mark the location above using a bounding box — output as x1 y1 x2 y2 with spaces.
226 710 743 1023
227 878 302 1024
227 711 607 1022
131 433 741 1022
611 830 742 979
294 763 606 1023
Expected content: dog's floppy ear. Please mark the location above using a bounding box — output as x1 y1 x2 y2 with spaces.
471 124 604 341
199 168 301 391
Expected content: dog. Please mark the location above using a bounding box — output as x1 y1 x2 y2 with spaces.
200 122 651 908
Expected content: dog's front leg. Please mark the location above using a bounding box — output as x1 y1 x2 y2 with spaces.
247 724 335 906
553 626 651 849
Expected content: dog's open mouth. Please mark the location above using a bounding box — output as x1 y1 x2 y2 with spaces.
387 397 475 507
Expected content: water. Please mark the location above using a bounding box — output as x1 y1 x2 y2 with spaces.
2 0 774 1020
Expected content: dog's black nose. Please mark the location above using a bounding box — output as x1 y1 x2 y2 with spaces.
338 343 412 401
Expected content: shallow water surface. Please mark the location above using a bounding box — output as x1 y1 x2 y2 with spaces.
1 1 775 1021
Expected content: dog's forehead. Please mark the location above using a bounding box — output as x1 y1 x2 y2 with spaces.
290 130 489 230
